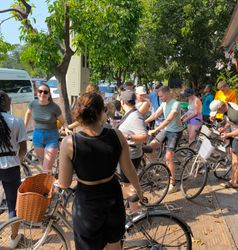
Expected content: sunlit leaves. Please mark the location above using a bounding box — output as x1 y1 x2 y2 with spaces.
0 35 15 61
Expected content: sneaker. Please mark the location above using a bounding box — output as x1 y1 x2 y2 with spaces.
168 184 178 194
9 234 22 249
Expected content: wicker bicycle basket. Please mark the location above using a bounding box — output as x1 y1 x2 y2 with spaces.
16 173 55 223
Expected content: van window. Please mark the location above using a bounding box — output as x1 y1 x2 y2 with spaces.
0 68 34 104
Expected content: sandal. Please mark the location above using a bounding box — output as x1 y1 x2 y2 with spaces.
220 182 238 189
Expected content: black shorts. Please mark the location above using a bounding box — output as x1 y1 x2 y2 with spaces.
72 177 125 250
119 157 142 183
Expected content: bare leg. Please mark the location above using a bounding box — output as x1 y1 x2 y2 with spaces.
230 152 238 186
165 150 175 185
34 147 45 166
188 124 200 145
42 147 58 173
149 139 160 150
104 241 122 250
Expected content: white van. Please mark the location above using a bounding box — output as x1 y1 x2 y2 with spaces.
0 68 34 103
47 76 60 98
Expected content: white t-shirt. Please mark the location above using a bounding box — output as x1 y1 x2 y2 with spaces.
226 102 238 138
0 112 28 169
119 110 147 159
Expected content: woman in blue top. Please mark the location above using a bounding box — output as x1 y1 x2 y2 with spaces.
202 84 214 123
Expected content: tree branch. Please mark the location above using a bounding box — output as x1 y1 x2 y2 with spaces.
64 4 73 54
19 0 32 16
0 16 14 26
0 8 23 16
0 2 35 32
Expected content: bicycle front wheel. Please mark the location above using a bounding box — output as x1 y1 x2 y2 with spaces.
139 162 170 205
0 217 69 249
189 138 202 152
214 159 232 181
180 155 208 199
124 212 192 249
174 147 195 182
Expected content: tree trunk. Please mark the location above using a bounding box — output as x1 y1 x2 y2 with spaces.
55 71 72 125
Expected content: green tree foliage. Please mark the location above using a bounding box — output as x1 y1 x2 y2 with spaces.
216 68 238 92
0 44 45 77
0 0 141 121
132 0 236 88
160 0 235 87
0 34 15 61
77 0 141 85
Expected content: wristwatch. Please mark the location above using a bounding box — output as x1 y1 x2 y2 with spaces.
127 134 132 141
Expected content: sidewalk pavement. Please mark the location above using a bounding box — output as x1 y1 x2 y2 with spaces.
164 173 238 249
1 168 238 249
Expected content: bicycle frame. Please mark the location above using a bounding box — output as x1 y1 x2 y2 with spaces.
32 190 73 249
187 154 204 178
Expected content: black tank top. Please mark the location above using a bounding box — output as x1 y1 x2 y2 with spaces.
72 128 122 181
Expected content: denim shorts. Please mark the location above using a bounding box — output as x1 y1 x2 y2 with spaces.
155 130 183 151
231 138 238 154
33 129 59 149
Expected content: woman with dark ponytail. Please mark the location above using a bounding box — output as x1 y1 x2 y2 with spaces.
58 92 145 250
0 90 28 248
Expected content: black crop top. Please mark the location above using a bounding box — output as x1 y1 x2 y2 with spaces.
72 128 122 181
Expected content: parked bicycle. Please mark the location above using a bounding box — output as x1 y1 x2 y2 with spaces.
0 183 193 249
0 136 62 214
180 124 232 199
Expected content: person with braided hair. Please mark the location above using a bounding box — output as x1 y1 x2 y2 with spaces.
0 90 28 248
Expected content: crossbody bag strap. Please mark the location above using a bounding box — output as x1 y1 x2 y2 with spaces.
116 108 137 128
0 151 16 157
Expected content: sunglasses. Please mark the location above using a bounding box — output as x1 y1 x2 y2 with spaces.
38 89 49 95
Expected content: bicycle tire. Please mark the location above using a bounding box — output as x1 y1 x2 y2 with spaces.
23 148 42 174
174 147 196 182
23 147 59 177
21 162 33 178
189 138 202 152
178 129 189 147
180 155 208 200
214 158 232 181
0 217 69 249
0 181 7 213
139 162 170 205
124 211 192 249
